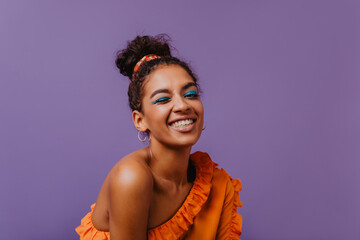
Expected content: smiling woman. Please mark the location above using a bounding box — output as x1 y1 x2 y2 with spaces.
75 34 242 240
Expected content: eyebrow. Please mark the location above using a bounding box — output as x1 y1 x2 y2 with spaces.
150 82 197 99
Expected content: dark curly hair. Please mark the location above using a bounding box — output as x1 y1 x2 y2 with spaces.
115 34 199 112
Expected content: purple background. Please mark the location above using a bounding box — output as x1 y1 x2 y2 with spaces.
1 1 359 239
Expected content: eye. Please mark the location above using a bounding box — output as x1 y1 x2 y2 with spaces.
184 90 199 98
152 97 170 104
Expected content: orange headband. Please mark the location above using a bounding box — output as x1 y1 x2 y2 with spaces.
133 54 161 73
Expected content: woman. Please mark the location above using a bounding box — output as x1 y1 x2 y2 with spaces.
75 34 242 240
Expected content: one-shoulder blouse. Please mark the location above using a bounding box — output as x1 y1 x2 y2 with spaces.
75 151 243 239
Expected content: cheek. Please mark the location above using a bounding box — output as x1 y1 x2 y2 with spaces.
145 106 171 127
196 101 204 116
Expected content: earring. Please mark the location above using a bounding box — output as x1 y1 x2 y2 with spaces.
138 131 147 142
138 131 151 142
202 122 206 131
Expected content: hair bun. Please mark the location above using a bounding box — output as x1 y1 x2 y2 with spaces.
115 34 172 78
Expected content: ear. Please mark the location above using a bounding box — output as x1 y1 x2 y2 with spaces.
132 110 148 132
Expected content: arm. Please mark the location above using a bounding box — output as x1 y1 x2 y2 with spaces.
108 161 153 240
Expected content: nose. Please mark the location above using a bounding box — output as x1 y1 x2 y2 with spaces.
172 94 190 113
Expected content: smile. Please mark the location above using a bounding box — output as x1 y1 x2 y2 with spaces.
170 119 194 128
168 118 197 132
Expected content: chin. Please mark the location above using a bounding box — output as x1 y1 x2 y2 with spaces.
168 142 196 149
170 134 201 148
152 129 202 148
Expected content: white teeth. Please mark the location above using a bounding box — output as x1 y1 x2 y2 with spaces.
171 119 194 128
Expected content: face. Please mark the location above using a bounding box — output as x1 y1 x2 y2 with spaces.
135 64 204 148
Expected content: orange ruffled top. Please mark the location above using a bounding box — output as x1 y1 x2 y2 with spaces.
75 151 242 239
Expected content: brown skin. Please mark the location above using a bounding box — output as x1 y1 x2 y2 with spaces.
91 65 204 240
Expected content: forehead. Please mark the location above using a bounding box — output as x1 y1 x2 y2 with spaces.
143 65 195 95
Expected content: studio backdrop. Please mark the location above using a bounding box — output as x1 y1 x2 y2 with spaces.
1 0 359 239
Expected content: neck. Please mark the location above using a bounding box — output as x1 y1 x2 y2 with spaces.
147 140 192 187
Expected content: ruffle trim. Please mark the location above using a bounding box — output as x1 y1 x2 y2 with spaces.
220 168 243 239
147 151 217 239
75 204 110 240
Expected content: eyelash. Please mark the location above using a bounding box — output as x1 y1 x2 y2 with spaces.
184 90 199 98
153 97 170 104
152 91 199 104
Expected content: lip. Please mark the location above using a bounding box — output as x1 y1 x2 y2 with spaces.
168 116 197 126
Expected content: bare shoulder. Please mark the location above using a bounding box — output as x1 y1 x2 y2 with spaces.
108 148 154 238
92 148 153 235
109 148 153 192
